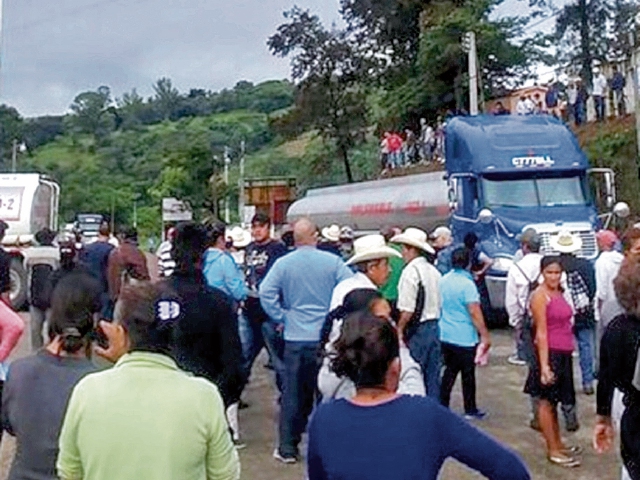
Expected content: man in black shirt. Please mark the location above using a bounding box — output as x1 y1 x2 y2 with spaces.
0 221 12 306
243 213 287 382
79 222 115 319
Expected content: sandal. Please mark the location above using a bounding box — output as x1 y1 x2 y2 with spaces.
562 445 583 455
548 454 581 468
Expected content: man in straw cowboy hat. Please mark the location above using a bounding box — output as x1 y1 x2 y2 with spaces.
391 227 443 399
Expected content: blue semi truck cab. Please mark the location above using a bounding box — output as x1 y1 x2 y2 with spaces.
445 115 629 310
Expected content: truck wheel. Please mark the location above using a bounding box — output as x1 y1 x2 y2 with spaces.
9 258 28 310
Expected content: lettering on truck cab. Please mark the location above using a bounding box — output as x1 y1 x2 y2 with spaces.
511 156 555 168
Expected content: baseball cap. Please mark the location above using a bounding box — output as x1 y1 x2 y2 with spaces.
596 230 618 249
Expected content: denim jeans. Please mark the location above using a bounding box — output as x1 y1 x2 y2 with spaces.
262 322 285 392
278 341 320 457
575 325 595 387
594 95 605 121
29 306 46 350
238 312 265 383
407 321 441 399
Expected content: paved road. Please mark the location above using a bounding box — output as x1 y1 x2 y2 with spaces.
0 253 624 479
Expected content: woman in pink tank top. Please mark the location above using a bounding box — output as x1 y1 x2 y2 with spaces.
526 256 579 468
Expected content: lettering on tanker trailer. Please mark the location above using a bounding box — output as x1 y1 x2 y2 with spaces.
350 202 450 217
0 187 24 221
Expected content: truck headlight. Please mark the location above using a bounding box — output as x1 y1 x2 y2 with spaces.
492 256 514 273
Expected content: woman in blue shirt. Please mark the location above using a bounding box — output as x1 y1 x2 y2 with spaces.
307 311 529 480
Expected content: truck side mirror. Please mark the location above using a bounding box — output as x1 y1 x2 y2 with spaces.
448 188 458 211
614 202 630 218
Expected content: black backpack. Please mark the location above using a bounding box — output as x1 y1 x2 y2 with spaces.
30 264 54 310
403 264 426 342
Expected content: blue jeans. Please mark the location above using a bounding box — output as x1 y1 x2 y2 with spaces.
238 312 264 382
594 95 605 121
262 322 285 392
407 321 442 399
575 325 595 387
279 341 320 457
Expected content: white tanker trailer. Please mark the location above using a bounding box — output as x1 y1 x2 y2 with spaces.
0 174 60 308
287 171 450 234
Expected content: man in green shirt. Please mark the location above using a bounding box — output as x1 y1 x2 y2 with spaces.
380 227 404 316
57 282 240 480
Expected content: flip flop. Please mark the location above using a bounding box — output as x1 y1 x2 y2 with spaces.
548 454 581 468
562 445 583 455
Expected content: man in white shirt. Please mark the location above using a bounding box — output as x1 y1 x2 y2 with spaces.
505 229 542 367
391 228 442 399
594 230 624 366
593 67 608 122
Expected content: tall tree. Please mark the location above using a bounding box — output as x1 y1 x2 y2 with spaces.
268 8 371 183
153 77 181 120
67 86 114 139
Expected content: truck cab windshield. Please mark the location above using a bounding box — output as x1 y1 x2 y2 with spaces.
482 176 586 208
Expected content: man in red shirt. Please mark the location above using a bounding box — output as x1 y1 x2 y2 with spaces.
387 132 404 168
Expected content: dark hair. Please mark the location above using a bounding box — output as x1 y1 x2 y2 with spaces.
251 212 271 226
48 273 102 353
451 247 470 269
172 222 208 275
331 312 399 388
614 259 640 315
59 240 77 270
208 222 226 245
622 227 640 254
121 226 138 242
35 227 56 246
114 282 180 354
463 232 478 249
98 221 110 237
354 258 385 274
540 255 563 271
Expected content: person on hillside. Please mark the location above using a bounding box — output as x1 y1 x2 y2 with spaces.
387 132 403 168
404 128 417 164
610 65 626 117
107 227 149 303
79 221 115 319
492 101 510 115
244 212 288 380
419 118 435 162
259 218 353 464
439 247 491 420
0 221 12 306
391 228 442 399
575 79 588 126
593 67 607 122
545 82 560 118
2 273 100 480
307 312 531 480
164 223 244 448
57 282 241 480
526 256 580 468
26 228 59 350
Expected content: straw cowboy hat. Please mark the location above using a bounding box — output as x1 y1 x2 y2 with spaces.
346 234 402 266
550 230 582 254
321 224 341 242
390 227 436 255
227 226 251 248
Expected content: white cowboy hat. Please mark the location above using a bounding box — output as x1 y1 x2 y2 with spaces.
321 224 341 242
390 227 436 255
227 226 251 248
550 230 582 254
346 234 402 266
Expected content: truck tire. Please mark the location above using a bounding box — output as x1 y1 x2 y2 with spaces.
10 258 28 310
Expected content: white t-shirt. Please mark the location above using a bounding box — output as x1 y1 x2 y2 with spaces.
397 257 442 321
593 74 607 96
595 250 624 325
505 253 542 327
330 272 377 311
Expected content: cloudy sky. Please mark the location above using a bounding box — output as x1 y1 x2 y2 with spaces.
1 0 553 117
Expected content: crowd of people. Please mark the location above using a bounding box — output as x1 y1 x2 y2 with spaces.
0 212 637 479
494 65 628 126
379 117 446 172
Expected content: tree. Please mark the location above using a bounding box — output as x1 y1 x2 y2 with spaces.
153 77 181 120
609 0 640 61
0 105 24 168
268 8 371 183
555 0 610 84
67 86 114 138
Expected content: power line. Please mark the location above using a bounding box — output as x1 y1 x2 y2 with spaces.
526 10 562 31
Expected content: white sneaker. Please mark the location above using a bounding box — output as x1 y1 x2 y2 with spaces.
273 449 297 464
507 354 526 366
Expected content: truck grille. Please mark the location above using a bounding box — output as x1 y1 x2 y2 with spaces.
539 230 598 259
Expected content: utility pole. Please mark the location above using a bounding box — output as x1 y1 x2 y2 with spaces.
224 146 230 224
463 32 479 115
11 138 16 172
238 140 245 226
